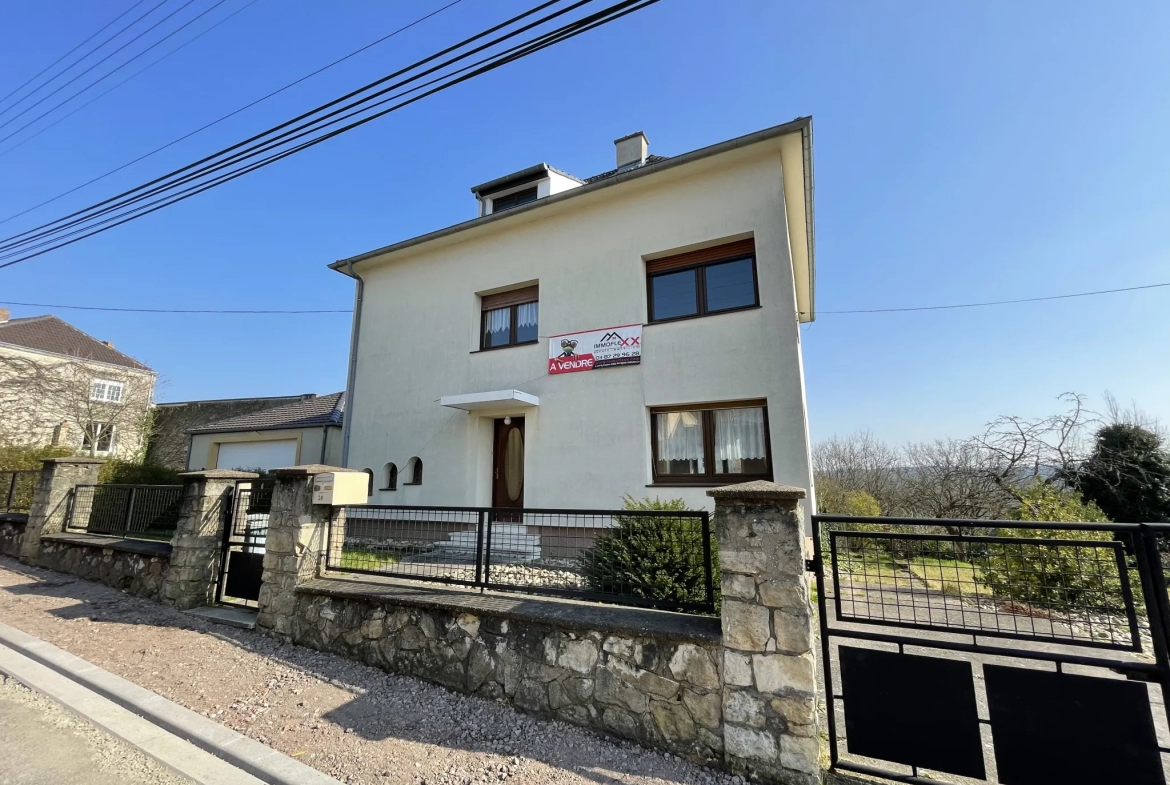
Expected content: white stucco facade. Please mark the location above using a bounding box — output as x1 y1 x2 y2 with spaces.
337 121 816 516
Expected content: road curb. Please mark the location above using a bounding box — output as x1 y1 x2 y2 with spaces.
0 620 341 785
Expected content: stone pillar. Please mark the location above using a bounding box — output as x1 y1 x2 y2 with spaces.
161 469 258 610
256 465 359 638
20 457 105 563
709 481 820 785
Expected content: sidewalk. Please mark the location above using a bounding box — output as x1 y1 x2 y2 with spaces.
0 557 733 785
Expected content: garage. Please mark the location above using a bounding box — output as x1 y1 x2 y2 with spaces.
215 440 297 471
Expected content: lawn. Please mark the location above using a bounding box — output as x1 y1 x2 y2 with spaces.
906 557 990 598
338 544 400 571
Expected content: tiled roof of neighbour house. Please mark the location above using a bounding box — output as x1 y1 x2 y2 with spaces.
189 392 345 434
584 154 671 184
0 314 152 371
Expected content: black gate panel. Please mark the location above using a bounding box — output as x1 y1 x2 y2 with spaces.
985 665 1163 785
841 647 985 779
215 480 272 608
224 551 264 602
813 515 1170 785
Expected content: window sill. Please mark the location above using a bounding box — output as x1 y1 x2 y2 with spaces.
646 303 761 326
469 341 540 355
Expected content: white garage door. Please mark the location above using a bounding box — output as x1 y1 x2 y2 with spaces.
215 440 297 471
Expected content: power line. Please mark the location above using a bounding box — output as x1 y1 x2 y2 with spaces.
0 0 237 148
0 0 460 225
0 0 206 134
821 281 1170 314
0 0 151 112
5 278 1168 318
0 0 175 122
0 300 349 314
0 0 657 267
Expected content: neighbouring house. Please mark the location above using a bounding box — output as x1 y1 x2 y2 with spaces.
149 393 326 471
331 118 816 514
185 392 345 472
0 309 156 460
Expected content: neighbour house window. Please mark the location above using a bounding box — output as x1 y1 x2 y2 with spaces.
405 457 423 485
646 239 758 323
490 186 538 213
90 379 125 403
382 463 398 491
481 286 539 350
650 401 771 483
82 422 116 453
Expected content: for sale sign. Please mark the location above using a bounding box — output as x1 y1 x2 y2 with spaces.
548 324 642 374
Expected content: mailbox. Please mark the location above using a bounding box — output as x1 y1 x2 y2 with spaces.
312 472 368 506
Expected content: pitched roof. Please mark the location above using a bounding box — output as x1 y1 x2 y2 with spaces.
584 154 671 184
190 392 345 433
0 315 152 371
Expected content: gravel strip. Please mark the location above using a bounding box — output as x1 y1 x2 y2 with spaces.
0 673 194 785
0 557 743 785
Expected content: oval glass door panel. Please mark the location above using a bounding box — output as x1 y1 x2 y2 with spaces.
505 428 524 501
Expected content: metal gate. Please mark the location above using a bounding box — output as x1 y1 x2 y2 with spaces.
811 515 1170 785
216 479 274 608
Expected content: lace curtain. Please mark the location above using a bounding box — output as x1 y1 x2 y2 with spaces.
656 411 704 473
714 408 766 473
516 302 537 328
484 307 510 343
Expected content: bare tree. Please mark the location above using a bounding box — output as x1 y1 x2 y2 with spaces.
0 352 156 460
900 438 1015 521
813 431 904 514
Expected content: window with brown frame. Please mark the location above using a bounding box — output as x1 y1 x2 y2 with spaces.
646 239 759 323
491 186 538 213
481 285 539 350
650 401 771 483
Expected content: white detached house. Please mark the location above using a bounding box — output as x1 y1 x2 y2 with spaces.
331 118 816 514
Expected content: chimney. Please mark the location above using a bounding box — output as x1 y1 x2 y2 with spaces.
0 308 9 324
614 131 648 170
102 340 114 349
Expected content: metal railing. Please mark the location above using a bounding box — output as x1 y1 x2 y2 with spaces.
328 504 716 614
66 484 184 540
812 514 1170 785
1 470 38 512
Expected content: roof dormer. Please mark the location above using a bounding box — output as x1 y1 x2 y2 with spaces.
470 163 583 217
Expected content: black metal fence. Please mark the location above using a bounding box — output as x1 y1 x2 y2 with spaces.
1 470 38 512
66 484 184 540
328 505 716 614
812 514 1170 785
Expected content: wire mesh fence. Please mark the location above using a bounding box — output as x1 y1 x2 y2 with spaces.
328 505 716 613
1 470 38 512
817 516 1145 650
66 484 184 541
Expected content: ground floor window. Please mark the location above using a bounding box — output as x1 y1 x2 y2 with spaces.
650 401 771 482
82 422 116 453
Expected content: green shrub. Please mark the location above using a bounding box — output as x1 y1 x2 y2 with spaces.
98 460 181 485
0 444 72 471
579 495 718 610
981 484 1121 612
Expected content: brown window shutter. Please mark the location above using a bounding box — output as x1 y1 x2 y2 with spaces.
645 238 755 275
482 285 539 311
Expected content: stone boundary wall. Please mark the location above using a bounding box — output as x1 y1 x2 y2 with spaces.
0 515 26 558
287 582 726 764
36 534 170 601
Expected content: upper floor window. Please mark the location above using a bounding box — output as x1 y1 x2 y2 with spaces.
646 239 758 323
91 379 124 403
481 285 539 350
650 400 771 483
491 186 538 213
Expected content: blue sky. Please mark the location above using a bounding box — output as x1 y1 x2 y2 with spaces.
1 0 1167 445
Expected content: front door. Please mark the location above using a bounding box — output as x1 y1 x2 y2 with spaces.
492 417 525 511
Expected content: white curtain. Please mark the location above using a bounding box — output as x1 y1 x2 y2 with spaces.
484 307 510 340
516 302 538 328
656 411 704 472
714 408 766 473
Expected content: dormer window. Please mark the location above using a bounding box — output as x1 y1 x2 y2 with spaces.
491 186 538 213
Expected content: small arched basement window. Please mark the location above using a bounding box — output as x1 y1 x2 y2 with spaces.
382 462 398 491
405 457 423 485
